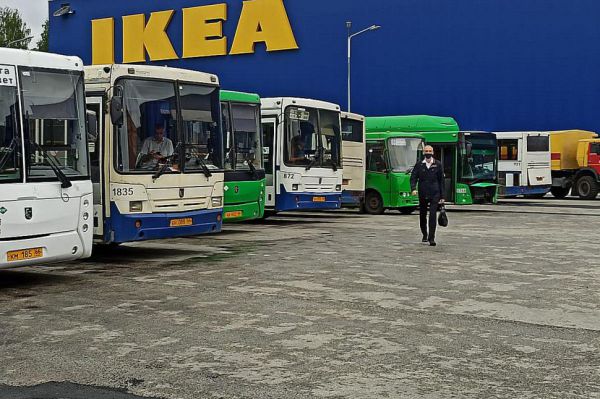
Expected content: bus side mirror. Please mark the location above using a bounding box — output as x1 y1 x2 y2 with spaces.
86 110 98 142
110 95 124 126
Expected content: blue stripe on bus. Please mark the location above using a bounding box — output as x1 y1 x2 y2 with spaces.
275 187 341 212
105 203 223 244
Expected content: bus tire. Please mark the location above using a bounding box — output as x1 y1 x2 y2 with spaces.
550 186 570 199
399 206 417 215
364 191 384 215
576 176 599 200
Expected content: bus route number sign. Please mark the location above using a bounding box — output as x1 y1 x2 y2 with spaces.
0 65 16 87
390 138 407 146
289 108 310 121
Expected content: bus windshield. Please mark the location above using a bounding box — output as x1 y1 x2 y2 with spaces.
115 79 222 174
388 137 423 173
285 106 341 168
223 102 262 171
460 133 497 182
0 82 21 182
21 67 89 180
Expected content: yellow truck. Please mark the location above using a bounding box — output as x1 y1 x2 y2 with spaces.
550 130 600 199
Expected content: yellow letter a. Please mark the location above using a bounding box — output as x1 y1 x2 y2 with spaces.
122 10 178 63
230 0 299 55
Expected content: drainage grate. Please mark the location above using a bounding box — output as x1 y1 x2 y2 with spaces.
0 382 164 399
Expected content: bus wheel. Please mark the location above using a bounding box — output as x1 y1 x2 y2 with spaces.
576 176 599 200
399 207 417 215
550 186 570 199
364 191 384 215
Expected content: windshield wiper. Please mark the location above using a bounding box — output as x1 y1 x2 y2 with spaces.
0 137 19 172
305 149 322 171
29 141 72 188
187 145 212 178
153 141 184 181
245 156 258 179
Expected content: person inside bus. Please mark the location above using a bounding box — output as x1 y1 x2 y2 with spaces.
289 135 306 164
139 123 174 169
410 145 445 247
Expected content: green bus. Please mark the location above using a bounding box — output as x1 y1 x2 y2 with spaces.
367 116 499 205
362 130 425 214
220 91 265 222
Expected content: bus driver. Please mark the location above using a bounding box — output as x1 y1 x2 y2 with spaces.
139 123 174 169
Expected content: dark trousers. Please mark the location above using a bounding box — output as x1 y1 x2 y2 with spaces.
419 196 440 240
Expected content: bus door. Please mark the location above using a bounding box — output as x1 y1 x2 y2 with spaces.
261 117 276 207
431 144 455 202
86 96 105 238
366 141 390 202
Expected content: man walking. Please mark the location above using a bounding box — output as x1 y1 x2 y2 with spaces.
410 146 445 246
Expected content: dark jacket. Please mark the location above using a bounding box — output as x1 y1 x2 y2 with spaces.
410 159 445 200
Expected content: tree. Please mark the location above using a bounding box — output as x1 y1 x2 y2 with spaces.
0 7 32 49
35 20 48 52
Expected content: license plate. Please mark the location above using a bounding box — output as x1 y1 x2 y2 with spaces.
313 196 326 203
170 218 193 227
225 211 243 218
7 247 43 262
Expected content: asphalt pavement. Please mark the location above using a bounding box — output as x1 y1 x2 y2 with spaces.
0 198 599 399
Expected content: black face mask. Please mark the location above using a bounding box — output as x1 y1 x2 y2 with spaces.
424 154 433 159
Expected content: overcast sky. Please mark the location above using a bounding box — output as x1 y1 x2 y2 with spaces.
0 0 48 45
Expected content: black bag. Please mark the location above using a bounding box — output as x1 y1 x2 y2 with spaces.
438 204 448 227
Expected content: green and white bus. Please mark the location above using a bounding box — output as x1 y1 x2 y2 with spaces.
366 116 499 205
220 91 265 222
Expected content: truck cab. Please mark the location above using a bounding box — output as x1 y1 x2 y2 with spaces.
550 131 600 199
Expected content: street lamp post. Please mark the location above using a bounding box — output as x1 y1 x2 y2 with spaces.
6 36 33 48
347 22 380 112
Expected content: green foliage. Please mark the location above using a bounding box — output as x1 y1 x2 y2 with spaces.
0 7 32 49
35 20 49 52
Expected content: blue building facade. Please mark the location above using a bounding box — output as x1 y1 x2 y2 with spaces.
49 0 600 133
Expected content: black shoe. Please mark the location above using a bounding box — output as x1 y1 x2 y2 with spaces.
429 240 437 246
422 235 428 243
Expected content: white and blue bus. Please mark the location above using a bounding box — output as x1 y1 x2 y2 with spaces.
85 64 224 244
260 98 343 212
0 49 93 268
496 131 552 198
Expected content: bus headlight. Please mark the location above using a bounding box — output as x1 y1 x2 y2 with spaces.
82 224 88 232
83 199 90 207
129 201 143 212
336 185 342 191
212 197 223 207
83 212 89 220
292 184 299 191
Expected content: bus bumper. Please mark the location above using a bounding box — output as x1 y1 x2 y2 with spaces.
0 230 91 269
107 205 223 244
223 201 263 222
502 185 551 197
275 188 342 212
341 190 364 207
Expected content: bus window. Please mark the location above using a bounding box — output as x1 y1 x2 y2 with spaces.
367 143 386 172
342 118 363 143
116 79 178 173
262 121 275 176
499 139 518 160
527 136 549 152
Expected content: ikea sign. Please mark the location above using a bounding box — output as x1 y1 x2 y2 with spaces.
50 0 600 134
90 0 298 64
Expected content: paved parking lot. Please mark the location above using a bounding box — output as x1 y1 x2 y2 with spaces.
1 199 599 399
